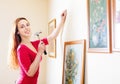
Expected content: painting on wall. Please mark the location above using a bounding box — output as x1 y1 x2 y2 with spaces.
111 0 120 52
48 19 56 58
87 0 112 53
62 40 86 84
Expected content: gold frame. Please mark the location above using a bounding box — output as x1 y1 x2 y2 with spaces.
48 19 56 58
62 40 86 84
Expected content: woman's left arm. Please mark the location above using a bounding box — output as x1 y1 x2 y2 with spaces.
47 10 67 43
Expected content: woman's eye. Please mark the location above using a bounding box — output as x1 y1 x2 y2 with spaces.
19 23 30 28
26 23 30 26
20 26 24 28
20 25 24 28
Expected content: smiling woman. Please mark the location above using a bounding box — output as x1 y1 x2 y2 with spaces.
8 17 48 84
0 0 50 84
7 10 67 84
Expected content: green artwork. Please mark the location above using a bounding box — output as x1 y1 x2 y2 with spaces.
89 0 107 48
65 48 78 84
63 40 85 84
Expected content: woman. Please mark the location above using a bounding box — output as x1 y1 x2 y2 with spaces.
8 10 67 84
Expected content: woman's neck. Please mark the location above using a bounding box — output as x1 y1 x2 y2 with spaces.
21 37 31 44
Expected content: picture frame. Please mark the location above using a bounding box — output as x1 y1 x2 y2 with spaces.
111 0 120 52
87 0 112 53
62 40 86 84
48 18 56 58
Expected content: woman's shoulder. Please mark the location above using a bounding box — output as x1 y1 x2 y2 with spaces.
17 44 27 51
31 40 40 46
31 40 40 43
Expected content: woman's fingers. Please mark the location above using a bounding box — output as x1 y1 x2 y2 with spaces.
38 41 46 54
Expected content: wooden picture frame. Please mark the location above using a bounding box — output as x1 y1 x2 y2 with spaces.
48 19 56 58
111 0 120 52
87 0 112 53
62 40 86 84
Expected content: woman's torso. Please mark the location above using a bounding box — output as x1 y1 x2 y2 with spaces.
16 40 40 84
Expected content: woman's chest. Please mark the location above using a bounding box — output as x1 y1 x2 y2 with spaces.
28 49 37 62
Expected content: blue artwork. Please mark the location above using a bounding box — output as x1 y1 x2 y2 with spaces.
89 0 108 48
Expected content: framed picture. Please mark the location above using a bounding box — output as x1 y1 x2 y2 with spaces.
48 19 56 58
87 0 112 53
62 40 86 84
111 0 120 52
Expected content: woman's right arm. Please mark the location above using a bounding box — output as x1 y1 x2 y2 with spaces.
27 41 45 77
27 53 42 77
18 41 45 77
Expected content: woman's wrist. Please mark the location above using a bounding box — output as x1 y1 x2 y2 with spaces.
37 52 42 57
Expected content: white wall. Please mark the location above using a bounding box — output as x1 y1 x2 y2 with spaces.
0 0 48 84
1 0 120 84
47 0 120 84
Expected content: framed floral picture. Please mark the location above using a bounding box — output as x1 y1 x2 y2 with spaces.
111 0 120 52
87 0 112 53
48 19 56 58
62 40 86 84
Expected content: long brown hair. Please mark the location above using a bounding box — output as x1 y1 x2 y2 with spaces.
8 17 29 69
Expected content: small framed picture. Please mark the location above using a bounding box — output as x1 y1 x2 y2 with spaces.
111 0 120 52
87 0 112 53
62 40 86 84
48 19 56 58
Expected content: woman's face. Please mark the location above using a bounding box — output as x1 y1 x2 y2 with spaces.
17 19 32 38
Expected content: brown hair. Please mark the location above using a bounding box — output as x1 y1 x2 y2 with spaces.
8 17 29 69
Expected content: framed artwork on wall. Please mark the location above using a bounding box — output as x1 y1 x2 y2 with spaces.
62 40 86 84
48 18 56 58
87 0 112 53
111 0 120 52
